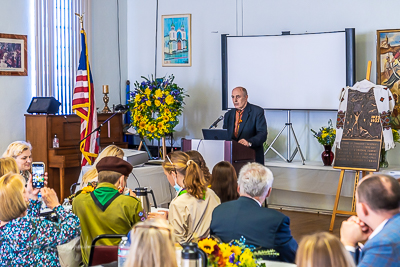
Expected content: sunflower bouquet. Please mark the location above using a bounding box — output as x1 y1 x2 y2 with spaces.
311 119 336 146
128 75 188 140
198 237 275 267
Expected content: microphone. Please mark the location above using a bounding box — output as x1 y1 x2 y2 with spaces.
209 115 224 129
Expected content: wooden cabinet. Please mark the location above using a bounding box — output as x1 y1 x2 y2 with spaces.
25 113 127 199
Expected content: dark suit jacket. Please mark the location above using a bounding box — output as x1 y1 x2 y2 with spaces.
223 103 267 164
350 213 400 267
210 196 298 263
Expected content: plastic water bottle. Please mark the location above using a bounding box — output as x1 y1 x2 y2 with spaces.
53 134 59 148
118 236 130 267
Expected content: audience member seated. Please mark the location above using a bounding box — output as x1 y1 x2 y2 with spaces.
210 161 240 203
80 145 124 189
340 174 400 266
125 219 177 267
296 232 355 267
2 141 32 182
0 173 80 266
149 151 220 243
186 150 212 184
72 156 144 266
210 162 297 263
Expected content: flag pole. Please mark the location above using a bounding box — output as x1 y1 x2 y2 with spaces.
75 13 84 29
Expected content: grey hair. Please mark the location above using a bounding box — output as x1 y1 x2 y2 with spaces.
238 162 274 197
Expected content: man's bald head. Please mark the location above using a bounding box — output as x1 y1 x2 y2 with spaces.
357 174 400 212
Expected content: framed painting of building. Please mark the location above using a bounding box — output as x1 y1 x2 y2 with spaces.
0 33 27 76
162 14 191 67
377 29 400 128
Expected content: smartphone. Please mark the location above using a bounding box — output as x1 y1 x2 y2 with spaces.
32 162 45 188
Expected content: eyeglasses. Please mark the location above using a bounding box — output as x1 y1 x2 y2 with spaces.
133 224 172 240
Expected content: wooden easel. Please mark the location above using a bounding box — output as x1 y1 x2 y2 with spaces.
329 61 376 231
329 169 372 231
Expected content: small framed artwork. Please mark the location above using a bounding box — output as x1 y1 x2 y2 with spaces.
377 29 400 128
0 33 27 76
162 14 191 67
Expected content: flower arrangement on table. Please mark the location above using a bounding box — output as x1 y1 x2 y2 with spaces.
311 119 336 146
198 237 278 267
128 75 188 140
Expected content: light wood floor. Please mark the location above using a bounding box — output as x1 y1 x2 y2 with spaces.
276 209 350 242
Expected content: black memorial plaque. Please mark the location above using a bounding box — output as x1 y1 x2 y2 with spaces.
333 88 382 171
334 139 381 170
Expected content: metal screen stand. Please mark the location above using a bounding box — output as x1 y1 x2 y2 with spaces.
264 110 305 164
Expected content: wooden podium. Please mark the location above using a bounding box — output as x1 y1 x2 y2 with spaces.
181 139 256 174
25 113 127 200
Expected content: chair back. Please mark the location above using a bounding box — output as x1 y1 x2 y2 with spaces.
88 234 125 266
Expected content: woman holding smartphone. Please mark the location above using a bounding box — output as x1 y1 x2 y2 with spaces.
0 172 80 266
2 141 33 182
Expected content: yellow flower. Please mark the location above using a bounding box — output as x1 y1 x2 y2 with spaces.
146 100 152 106
134 94 141 102
139 121 147 129
157 121 165 129
148 124 156 133
134 114 142 121
321 132 328 139
155 100 161 107
198 238 217 255
164 108 171 114
239 248 256 266
162 115 169 122
144 88 151 96
230 245 241 256
165 95 175 105
155 89 163 98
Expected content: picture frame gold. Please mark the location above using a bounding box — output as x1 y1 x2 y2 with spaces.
161 14 191 67
377 29 400 128
0 33 27 76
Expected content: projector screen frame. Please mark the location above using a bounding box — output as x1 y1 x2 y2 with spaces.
221 28 355 111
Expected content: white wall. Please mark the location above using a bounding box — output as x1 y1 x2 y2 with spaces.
0 0 33 153
119 0 400 165
90 0 128 109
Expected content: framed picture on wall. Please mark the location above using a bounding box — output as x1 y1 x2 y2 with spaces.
162 14 191 67
0 33 27 76
377 29 400 128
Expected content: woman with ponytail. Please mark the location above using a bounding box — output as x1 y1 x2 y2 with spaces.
150 151 220 243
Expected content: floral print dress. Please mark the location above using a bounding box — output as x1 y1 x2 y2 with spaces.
0 199 80 266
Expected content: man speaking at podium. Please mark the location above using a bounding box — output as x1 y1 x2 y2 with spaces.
223 86 268 165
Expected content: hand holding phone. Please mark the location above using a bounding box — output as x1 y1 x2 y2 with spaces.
32 162 45 189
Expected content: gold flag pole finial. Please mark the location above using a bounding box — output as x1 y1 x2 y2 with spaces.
75 13 84 29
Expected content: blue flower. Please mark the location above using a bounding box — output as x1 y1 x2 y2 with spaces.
229 253 235 263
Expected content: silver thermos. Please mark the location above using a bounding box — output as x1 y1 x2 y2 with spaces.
181 242 207 267
134 187 157 214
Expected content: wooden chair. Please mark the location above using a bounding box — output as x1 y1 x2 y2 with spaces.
88 234 125 266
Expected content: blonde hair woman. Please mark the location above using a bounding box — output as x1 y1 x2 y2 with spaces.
296 232 355 267
80 145 124 188
149 151 220 243
0 157 19 176
124 219 177 267
0 173 80 266
2 141 32 182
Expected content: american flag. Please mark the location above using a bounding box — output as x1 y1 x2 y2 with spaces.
72 29 99 166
